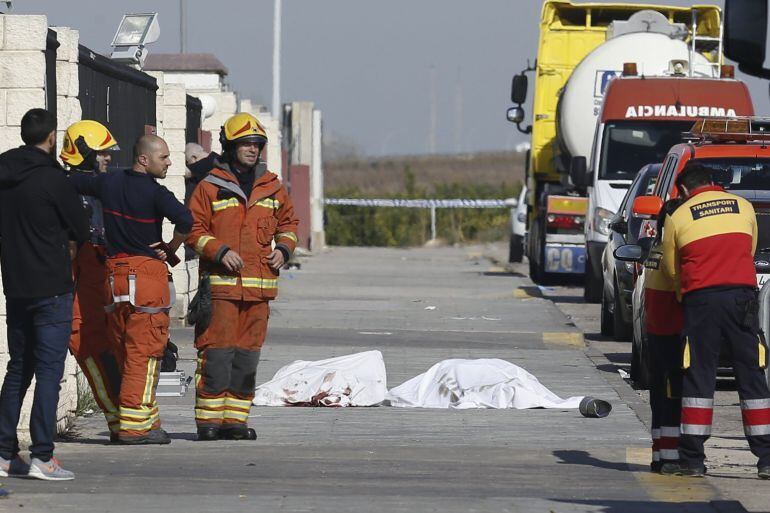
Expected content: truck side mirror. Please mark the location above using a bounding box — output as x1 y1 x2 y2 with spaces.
632 195 663 218
506 107 525 124
725 0 770 78
511 74 528 104
569 156 589 188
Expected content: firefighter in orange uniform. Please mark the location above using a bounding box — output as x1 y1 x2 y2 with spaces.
60 120 122 440
661 162 770 478
187 113 298 441
70 135 193 445
643 199 684 473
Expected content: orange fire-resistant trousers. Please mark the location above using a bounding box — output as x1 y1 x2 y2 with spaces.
70 243 121 435
105 256 171 441
194 299 268 430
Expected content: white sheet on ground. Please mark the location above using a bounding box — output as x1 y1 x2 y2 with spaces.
252 350 387 407
386 358 584 409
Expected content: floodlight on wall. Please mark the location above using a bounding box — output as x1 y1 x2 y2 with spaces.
109 13 160 69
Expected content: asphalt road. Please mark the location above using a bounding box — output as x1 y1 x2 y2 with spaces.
0 245 756 512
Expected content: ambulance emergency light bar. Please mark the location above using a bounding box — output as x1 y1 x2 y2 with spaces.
683 117 770 144
109 13 160 69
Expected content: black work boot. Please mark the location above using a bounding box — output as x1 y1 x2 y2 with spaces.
759 466 770 480
661 462 706 477
197 427 219 441
220 426 257 441
118 429 171 445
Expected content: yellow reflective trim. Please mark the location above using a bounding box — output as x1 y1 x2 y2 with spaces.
241 277 278 289
225 397 253 408
195 409 225 420
223 410 250 421
119 406 153 417
683 338 691 370
209 275 238 286
212 198 241 212
276 232 298 243
141 358 155 406
759 337 767 369
195 235 215 254
84 357 117 413
196 397 226 407
119 418 155 430
253 198 280 209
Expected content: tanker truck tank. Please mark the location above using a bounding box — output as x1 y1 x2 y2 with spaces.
555 31 716 175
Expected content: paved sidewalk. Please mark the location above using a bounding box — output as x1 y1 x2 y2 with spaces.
0 246 746 512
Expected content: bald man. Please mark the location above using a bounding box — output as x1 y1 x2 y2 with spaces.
70 135 192 445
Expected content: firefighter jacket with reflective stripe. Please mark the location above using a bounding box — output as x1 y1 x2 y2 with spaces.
644 238 682 336
662 186 757 295
186 165 299 301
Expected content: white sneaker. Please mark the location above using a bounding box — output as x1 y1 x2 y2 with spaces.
27 457 74 481
0 455 30 477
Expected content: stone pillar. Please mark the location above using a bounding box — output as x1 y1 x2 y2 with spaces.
310 109 325 250
147 71 198 321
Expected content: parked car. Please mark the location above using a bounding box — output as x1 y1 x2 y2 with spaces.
509 186 528 263
621 117 770 388
600 164 660 340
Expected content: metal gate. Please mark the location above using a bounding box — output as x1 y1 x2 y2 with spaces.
45 29 59 117
78 45 157 168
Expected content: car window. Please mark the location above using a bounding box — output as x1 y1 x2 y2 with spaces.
690 158 770 191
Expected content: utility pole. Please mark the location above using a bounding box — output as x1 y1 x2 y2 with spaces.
429 65 437 154
179 0 186 53
272 0 282 117
454 66 463 153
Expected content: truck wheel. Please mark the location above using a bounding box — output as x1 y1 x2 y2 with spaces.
583 261 602 304
613 281 632 342
600 287 613 337
509 234 523 263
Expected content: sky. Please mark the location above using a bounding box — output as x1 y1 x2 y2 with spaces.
13 0 770 157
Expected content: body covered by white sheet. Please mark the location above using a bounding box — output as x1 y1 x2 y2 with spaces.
253 350 387 407
386 358 584 409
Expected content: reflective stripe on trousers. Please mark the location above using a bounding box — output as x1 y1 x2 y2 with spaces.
681 397 714 436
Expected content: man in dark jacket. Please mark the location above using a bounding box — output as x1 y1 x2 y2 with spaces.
0 109 88 481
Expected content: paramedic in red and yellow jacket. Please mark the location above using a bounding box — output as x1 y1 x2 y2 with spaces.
187 113 299 442
661 162 770 478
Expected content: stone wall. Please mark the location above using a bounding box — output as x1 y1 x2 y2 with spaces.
0 15 81 440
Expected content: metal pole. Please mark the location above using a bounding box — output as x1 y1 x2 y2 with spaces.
430 206 437 241
272 0 282 117
429 65 437 154
179 0 186 53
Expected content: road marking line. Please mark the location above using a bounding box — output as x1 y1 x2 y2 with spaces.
625 447 715 503
542 332 584 347
513 289 532 299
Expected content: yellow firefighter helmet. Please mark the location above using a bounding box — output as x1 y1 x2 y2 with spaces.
60 120 119 167
219 112 268 149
